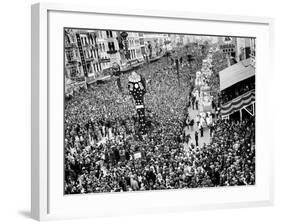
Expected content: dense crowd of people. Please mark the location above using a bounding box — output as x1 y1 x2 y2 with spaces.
64 45 255 194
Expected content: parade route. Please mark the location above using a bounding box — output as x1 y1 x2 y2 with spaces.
187 106 211 148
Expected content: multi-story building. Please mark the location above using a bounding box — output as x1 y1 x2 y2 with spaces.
127 32 143 63
138 33 146 56
64 29 84 81
143 33 168 58
76 30 102 78
218 36 255 66
236 37 256 62
103 30 121 67
169 34 184 48
95 30 111 71
218 36 238 66
65 29 123 82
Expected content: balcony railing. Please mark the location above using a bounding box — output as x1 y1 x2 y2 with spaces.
66 56 80 64
106 50 118 54
65 42 78 48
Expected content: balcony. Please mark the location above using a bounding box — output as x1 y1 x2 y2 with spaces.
66 56 80 64
106 50 118 54
65 42 78 48
85 57 96 62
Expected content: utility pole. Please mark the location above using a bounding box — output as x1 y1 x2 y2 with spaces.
176 57 180 87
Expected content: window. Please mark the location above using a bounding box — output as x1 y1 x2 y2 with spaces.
106 30 113 38
88 36 92 45
87 63 93 73
108 42 116 51
65 49 74 62
69 65 78 78
84 37 88 46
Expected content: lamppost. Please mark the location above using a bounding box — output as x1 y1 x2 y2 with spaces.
120 31 130 66
92 32 101 77
171 52 180 87
112 62 123 92
147 41 152 59
164 40 171 63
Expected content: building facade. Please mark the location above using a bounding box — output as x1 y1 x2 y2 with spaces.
77 31 102 78
127 32 143 63
236 37 256 62
143 33 169 58
64 29 84 81
218 36 256 66
64 30 175 83
103 30 121 68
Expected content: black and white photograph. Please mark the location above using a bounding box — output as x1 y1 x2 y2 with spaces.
63 29 256 194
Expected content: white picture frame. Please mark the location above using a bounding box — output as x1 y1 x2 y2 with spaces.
31 2 275 221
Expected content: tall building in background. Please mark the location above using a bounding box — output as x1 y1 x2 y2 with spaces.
139 33 146 56
103 30 121 67
169 34 182 48
76 30 101 78
127 32 143 63
64 29 122 81
218 36 255 66
236 37 256 62
64 29 84 81
96 30 111 71
143 33 168 58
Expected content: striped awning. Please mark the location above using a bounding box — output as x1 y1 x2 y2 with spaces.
221 90 255 116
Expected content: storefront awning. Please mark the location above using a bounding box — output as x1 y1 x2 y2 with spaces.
219 58 255 91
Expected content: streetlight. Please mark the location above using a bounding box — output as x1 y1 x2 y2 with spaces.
112 62 123 92
120 31 130 66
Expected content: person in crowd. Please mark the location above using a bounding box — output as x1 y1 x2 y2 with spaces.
189 119 194 131
199 122 204 137
192 96 195 110
209 123 214 137
196 114 200 127
195 131 199 147
185 117 190 130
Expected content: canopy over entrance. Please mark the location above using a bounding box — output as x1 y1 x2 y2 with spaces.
219 58 255 91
